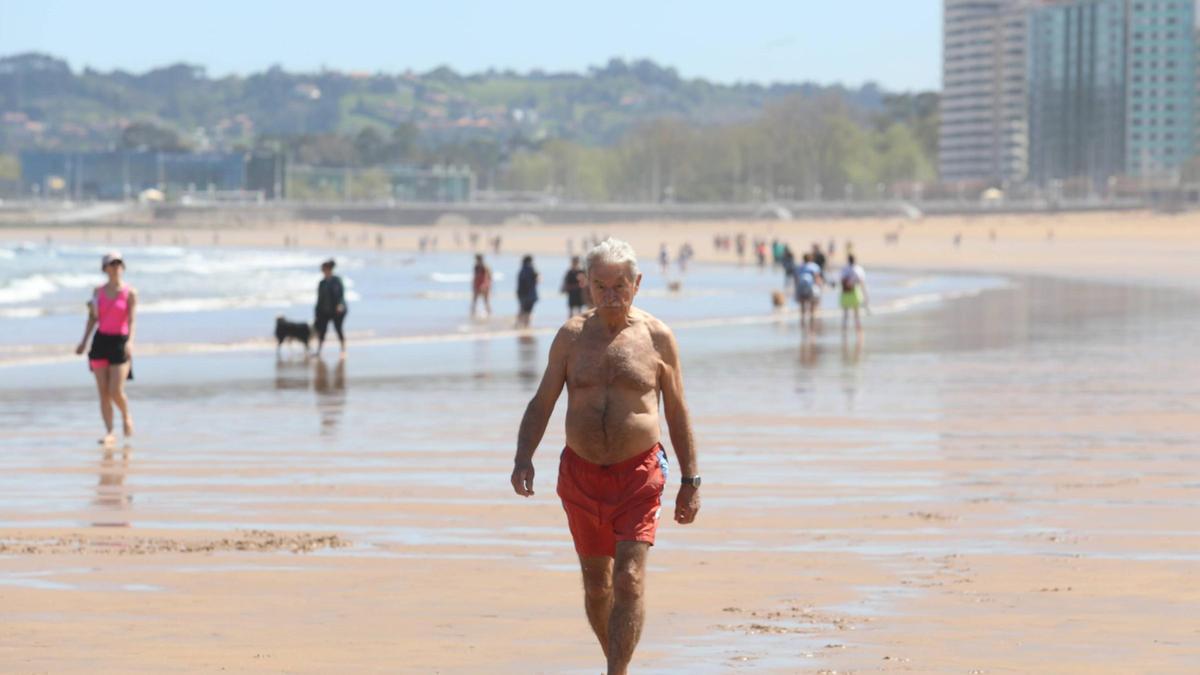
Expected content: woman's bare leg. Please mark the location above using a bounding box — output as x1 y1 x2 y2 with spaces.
108 363 133 438
92 367 115 444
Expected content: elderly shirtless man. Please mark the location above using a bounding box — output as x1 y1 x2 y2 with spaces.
511 238 701 675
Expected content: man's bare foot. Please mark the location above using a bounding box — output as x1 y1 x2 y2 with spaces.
99 433 116 447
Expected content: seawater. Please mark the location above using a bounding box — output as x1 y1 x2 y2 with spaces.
0 241 1004 367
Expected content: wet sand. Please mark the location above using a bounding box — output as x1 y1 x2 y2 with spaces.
2 213 1200 673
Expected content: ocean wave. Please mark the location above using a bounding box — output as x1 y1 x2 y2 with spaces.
0 275 59 304
0 272 108 305
0 307 45 318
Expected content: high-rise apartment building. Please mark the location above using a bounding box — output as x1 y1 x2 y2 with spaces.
1028 0 1128 187
1125 0 1196 177
951 0 1199 187
940 0 1031 185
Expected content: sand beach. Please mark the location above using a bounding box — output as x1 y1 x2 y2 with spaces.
1 210 1199 673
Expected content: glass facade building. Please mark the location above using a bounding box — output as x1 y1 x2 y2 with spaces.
1125 0 1196 177
1029 0 1127 187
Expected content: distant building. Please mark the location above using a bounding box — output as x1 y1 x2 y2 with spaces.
1028 0 1128 188
945 0 1199 190
940 0 1030 186
18 150 249 200
286 164 473 202
1125 0 1196 178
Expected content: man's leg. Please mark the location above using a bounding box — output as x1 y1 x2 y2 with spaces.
579 555 614 658
607 541 650 675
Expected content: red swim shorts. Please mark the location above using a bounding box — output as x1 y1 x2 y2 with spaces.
556 444 669 557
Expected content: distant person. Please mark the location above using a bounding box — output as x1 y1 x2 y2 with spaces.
677 242 694 273
839 254 869 334
516 255 540 328
735 233 747 263
781 245 796 286
811 243 827 278
562 256 587 317
492 235 503 254
755 240 767 269
794 253 824 332
75 251 137 447
471 253 493 318
314 259 348 358
827 238 836 258
658 244 670 275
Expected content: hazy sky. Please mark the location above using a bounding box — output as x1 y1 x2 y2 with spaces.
0 1 941 91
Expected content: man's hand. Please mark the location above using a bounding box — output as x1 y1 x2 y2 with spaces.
511 462 535 497
674 485 700 524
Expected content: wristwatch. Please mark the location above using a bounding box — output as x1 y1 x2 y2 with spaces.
682 475 702 488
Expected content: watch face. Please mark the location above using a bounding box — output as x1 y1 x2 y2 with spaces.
686 476 702 487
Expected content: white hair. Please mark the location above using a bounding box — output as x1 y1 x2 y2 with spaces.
585 238 640 280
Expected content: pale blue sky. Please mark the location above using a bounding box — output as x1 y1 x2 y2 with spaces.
0 1 941 91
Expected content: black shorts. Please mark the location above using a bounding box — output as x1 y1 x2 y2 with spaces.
88 332 133 380
88 332 129 365
567 289 583 308
519 297 537 314
314 310 347 339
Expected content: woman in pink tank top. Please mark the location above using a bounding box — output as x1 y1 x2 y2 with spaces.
75 251 138 447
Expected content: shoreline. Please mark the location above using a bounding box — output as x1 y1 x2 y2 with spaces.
2 208 1200 291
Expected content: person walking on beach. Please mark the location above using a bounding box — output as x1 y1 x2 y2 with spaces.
510 237 701 675
314 259 347 358
839 254 869 334
75 251 137 447
471 253 493 318
561 256 586 317
658 244 670 275
515 255 540 328
508 236 700 672
795 252 824 332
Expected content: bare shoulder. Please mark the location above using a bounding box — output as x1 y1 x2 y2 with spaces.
632 308 672 337
634 308 678 354
559 313 588 339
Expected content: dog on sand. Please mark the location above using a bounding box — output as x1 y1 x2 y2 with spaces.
275 315 313 353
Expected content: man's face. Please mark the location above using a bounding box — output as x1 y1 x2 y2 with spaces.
322 266 333 278
588 261 640 314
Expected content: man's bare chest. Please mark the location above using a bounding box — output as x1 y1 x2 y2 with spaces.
567 335 658 392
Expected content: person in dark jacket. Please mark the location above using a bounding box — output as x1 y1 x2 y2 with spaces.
515 255 540 328
315 259 347 358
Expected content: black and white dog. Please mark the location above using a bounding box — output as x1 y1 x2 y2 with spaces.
275 315 313 353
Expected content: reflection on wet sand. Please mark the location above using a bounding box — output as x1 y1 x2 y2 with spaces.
314 358 347 435
840 333 865 410
274 354 312 390
517 334 539 388
92 446 132 528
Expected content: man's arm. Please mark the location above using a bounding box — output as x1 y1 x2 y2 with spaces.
655 323 700 525
511 324 573 497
